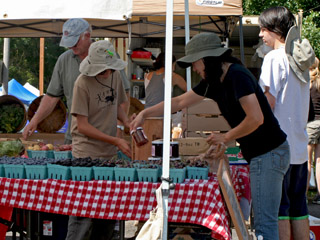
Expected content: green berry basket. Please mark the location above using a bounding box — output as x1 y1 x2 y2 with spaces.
114 167 137 182
170 168 186 183
25 164 48 179
47 164 71 180
186 166 209 180
137 168 160 183
30 150 54 160
93 166 114 181
70 166 93 181
27 150 33 158
0 164 5 177
4 164 25 179
54 151 73 160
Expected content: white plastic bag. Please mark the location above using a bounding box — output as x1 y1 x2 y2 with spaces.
136 185 163 240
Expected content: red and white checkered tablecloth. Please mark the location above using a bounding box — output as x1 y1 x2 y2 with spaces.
0 165 250 240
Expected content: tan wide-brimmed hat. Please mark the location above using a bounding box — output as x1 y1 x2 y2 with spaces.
285 26 315 83
80 40 127 76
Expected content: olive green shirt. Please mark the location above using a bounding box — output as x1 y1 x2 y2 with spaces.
46 50 81 142
46 49 129 142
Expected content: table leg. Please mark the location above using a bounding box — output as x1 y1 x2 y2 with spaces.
119 220 125 240
36 212 41 240
20 210 25 240
26 211 32 240
11 209 16 240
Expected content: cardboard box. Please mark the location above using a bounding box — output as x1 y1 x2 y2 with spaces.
184 131 236 147
187 114 231 132
309 215 320 240
185 98 231 134
187 98 221 115
173 137 210 156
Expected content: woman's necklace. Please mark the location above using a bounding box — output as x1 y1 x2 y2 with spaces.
94 73 113 89
94 73 115 103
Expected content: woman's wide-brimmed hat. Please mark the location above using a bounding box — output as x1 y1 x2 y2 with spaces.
80 40 127 76
177 32 231 68
285 26 315 83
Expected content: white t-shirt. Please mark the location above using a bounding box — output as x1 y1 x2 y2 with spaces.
259 47 309 165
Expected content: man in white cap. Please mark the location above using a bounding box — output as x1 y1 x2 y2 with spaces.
22 18 130 143
66 39 131 240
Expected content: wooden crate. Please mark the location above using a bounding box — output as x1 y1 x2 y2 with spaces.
184 98 231 136
0 133 65 145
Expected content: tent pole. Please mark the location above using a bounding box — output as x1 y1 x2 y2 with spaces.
239 16 245 65
2 38 10 95
162 0 174 239
184 0 191 91
39 38 45 95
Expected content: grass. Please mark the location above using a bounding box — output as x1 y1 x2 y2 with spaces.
308 188 318 202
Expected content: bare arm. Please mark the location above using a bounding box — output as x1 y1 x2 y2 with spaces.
172 72 187 92
130 90 204 130
22 95 60 139
76 114 131 157
117 91 130 137
207 93 264 145
263 86 276 110
117 100 131 129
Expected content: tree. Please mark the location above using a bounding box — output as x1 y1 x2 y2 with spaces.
301 11 320 59
0 37 65 89
243 0 320 57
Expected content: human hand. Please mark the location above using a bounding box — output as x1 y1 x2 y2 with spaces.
22 121 38 140
129 112 144 132
130 113 136 121
117 138 132 158
206 132 227 146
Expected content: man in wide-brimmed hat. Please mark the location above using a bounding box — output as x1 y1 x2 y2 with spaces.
22 18 131 143
66 39 131 240
259 6 315 240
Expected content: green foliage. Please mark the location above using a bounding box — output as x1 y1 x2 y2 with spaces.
0 139 24 157
243 0 319 15
302 11 320 58
0 103 25 133
0 37 65 90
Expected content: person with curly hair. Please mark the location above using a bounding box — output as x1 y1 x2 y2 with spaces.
307 57 320 203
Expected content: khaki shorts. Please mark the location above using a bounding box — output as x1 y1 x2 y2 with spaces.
307 120 320 144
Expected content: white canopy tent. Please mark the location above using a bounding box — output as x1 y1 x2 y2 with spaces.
0 0 241 38
0 0 244 90
0 1 244 238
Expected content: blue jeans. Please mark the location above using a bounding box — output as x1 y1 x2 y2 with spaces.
249 140 290 240
65 216 115 240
